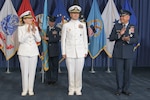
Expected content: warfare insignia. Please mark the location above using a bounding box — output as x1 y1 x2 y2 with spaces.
87 19 103 37
52 30 57 35
79 24 83 28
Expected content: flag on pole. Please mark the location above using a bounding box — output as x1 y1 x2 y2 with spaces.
18 0 37 25
122 0 140 50
102 0 120 58
87 0 106 59
52 0 69 25
122 0 137 25
0 0 19 60
41 0 49 71
52 0 70 63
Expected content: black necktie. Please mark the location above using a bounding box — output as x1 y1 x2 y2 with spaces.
123 24 126 28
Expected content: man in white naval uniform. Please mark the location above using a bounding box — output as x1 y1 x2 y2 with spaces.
61 5 88 95
17 11 41 96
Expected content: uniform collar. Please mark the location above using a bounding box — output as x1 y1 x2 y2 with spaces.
70 19 79 23
122 22 129 28
24 24 32 28
49 26 55 30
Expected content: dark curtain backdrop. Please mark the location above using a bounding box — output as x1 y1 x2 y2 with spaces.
0 0 150 68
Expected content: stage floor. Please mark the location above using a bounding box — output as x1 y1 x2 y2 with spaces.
0 67 150 100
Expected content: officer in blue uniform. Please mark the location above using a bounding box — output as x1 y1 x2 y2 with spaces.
109 10 138 96
43 16 61 85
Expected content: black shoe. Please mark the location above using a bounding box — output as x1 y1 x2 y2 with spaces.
51 81 56 84
122 91 132 96
47 81 52 85
115 91 121 96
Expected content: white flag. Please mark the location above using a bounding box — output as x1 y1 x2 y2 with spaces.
0 0 19 60
102 0 120 58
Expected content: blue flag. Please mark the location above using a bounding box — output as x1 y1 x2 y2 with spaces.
41 0 49 71
87 0 106 59
52 0 70 63
123 0 140 50
52 0 70 25
122 0 137 25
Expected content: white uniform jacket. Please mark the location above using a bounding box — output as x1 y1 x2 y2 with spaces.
61 20 88 58
17 24 41 57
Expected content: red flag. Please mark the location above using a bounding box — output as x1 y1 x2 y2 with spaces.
17 0 40 45
18 0 37 25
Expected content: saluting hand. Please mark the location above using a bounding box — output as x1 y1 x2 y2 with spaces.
120 27 126 35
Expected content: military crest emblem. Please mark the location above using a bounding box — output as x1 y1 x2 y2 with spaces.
87 19 103 37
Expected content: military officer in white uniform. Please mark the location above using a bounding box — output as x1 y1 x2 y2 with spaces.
17 11 41 96
61 5 88 95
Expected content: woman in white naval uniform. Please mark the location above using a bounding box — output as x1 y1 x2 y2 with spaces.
61 5 88 95
17 11 41 96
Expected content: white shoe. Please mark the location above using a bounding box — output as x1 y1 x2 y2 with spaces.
29 91 34 96
76 91 82 95
21 92 27 96
68 91 74 95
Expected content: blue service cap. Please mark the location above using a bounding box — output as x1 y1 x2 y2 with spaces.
120 9 132 16
49 16 56 22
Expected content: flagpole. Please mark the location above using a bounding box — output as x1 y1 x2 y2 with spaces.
41 66 45 83
58 64 62 73
6 60 11 74
39 54 45 83
89 59 95 73
39 64 44 83
40 65 43 73
58 59 62 73
106 57 111 73
58 58 65 73
40 56 45 83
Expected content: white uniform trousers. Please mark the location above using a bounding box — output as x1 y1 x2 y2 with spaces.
66 58 84 93
19 56 38 93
